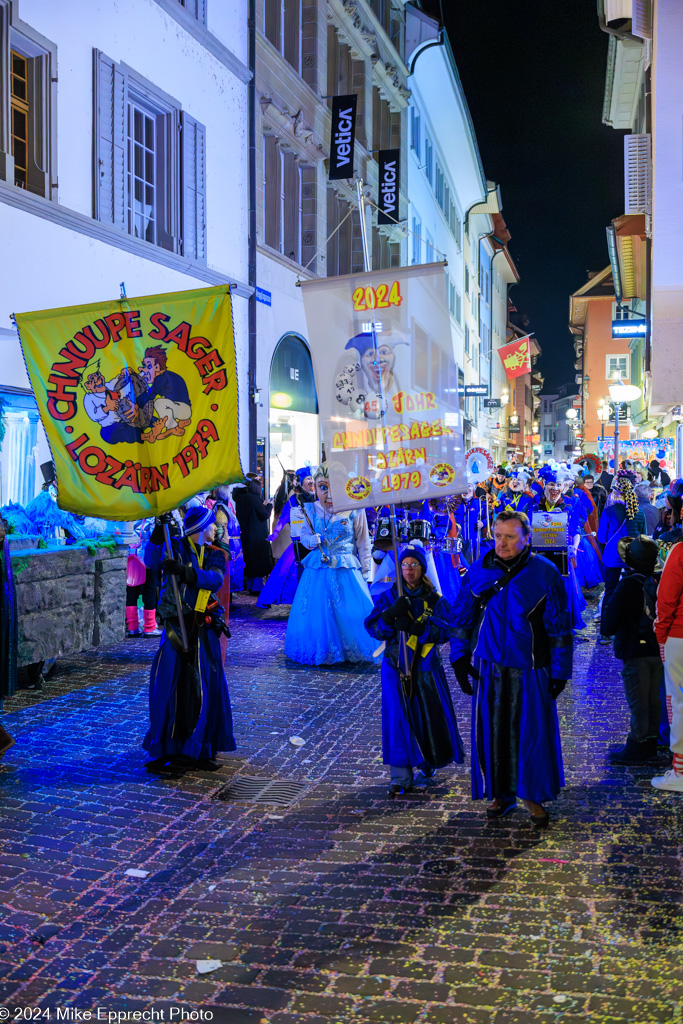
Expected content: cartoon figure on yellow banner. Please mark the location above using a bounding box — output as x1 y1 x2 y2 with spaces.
81 360 154 445
136 345 193 442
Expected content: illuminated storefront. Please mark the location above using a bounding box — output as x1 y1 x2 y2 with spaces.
268 334 320 496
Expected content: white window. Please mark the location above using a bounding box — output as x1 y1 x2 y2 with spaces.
2 15 58 198
265 0 303 75
411 107 421 159
465 325 470 355
95 53 206 261
175 0 207 22
454 289 462 324
425 231 435 262
424 136 433 184
411 215 421 264
606 354 630 380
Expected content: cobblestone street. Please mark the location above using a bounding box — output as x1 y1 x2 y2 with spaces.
1 596 682 1024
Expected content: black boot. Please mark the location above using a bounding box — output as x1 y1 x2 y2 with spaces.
609 736 658 765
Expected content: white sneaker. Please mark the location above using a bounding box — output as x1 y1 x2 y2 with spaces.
651 769 683 792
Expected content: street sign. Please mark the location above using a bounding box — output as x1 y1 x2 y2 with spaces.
463 383 490 397
483 397 501 408
612 319 647 338
256 287 271 306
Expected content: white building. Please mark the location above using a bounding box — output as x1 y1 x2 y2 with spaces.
540 392 559 460
256 0 410 496
0 0 250 505
405 19 514 459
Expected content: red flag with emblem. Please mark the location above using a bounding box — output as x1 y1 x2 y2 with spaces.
498 336 532 379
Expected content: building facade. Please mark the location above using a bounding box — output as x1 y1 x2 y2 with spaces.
255 0 410 495
598 0 683 466
0 0 250 505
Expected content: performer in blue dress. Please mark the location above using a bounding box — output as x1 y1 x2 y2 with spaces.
365 543 464 796
450 509 572 828
143 506 235 772
530 465 586 631
285 466 378 665
257 467 316 607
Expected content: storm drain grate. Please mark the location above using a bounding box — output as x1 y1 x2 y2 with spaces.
214 775 309 807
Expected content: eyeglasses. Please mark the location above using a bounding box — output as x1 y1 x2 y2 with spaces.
402 562 422 569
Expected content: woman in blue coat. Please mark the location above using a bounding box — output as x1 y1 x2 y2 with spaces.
365 543 464 796
450 509 572 828
143 506 235 772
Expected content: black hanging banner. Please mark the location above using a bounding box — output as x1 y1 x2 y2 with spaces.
329 95 357 181
377 148 400 225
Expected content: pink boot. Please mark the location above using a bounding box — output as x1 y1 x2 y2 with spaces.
126 606 142 637
143 609 162 636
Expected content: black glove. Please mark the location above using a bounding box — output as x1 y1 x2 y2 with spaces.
381 594 412 625
151 513 178 544
162 558 198 587
451 656 474 696
394 615 415 634
550 678 566 699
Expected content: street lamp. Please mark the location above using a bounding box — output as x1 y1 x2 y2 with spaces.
607 378 642 470
596 399 610 449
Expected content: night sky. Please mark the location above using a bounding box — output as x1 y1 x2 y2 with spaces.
421 0 627 392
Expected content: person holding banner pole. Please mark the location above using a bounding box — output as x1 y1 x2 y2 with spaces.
143 506 235 772
365 543 464 796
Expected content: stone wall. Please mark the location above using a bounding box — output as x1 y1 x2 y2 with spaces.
11 546 127 666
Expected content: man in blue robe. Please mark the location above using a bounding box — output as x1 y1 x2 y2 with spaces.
450 509 572 829
143 505 235 772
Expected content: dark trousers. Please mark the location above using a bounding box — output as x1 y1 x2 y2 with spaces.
600 566 622 636
126 569 159 610
621 656 663 744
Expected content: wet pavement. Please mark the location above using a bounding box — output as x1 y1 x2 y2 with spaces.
0 594 682 1023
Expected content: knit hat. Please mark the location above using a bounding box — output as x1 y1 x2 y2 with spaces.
612 469 639 520
617 534 659 574
183 506 216 537
296 465 313 483
399 542 428 573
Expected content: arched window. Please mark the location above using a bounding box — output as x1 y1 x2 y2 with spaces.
268 335 319 496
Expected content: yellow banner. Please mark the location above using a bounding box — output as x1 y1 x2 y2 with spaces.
15 284 242 520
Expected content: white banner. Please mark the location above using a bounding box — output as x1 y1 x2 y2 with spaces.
300 262 467 512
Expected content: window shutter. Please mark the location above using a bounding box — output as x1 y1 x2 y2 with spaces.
0 0 14 184
26 54 49 199
632 0 652 39
624 133 651 214
192 0 207 25
93 50 126 230
181 111 206 262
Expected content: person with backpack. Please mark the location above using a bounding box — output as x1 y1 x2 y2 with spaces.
652 536 683 792
601 535 662 765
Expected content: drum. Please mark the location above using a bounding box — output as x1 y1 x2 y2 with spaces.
408 519 432 543
374 516 393 551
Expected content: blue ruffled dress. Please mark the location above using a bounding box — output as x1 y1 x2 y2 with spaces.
285 504 378 665
257 543 298 606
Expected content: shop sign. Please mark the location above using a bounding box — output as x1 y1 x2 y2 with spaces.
329 95 357 180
